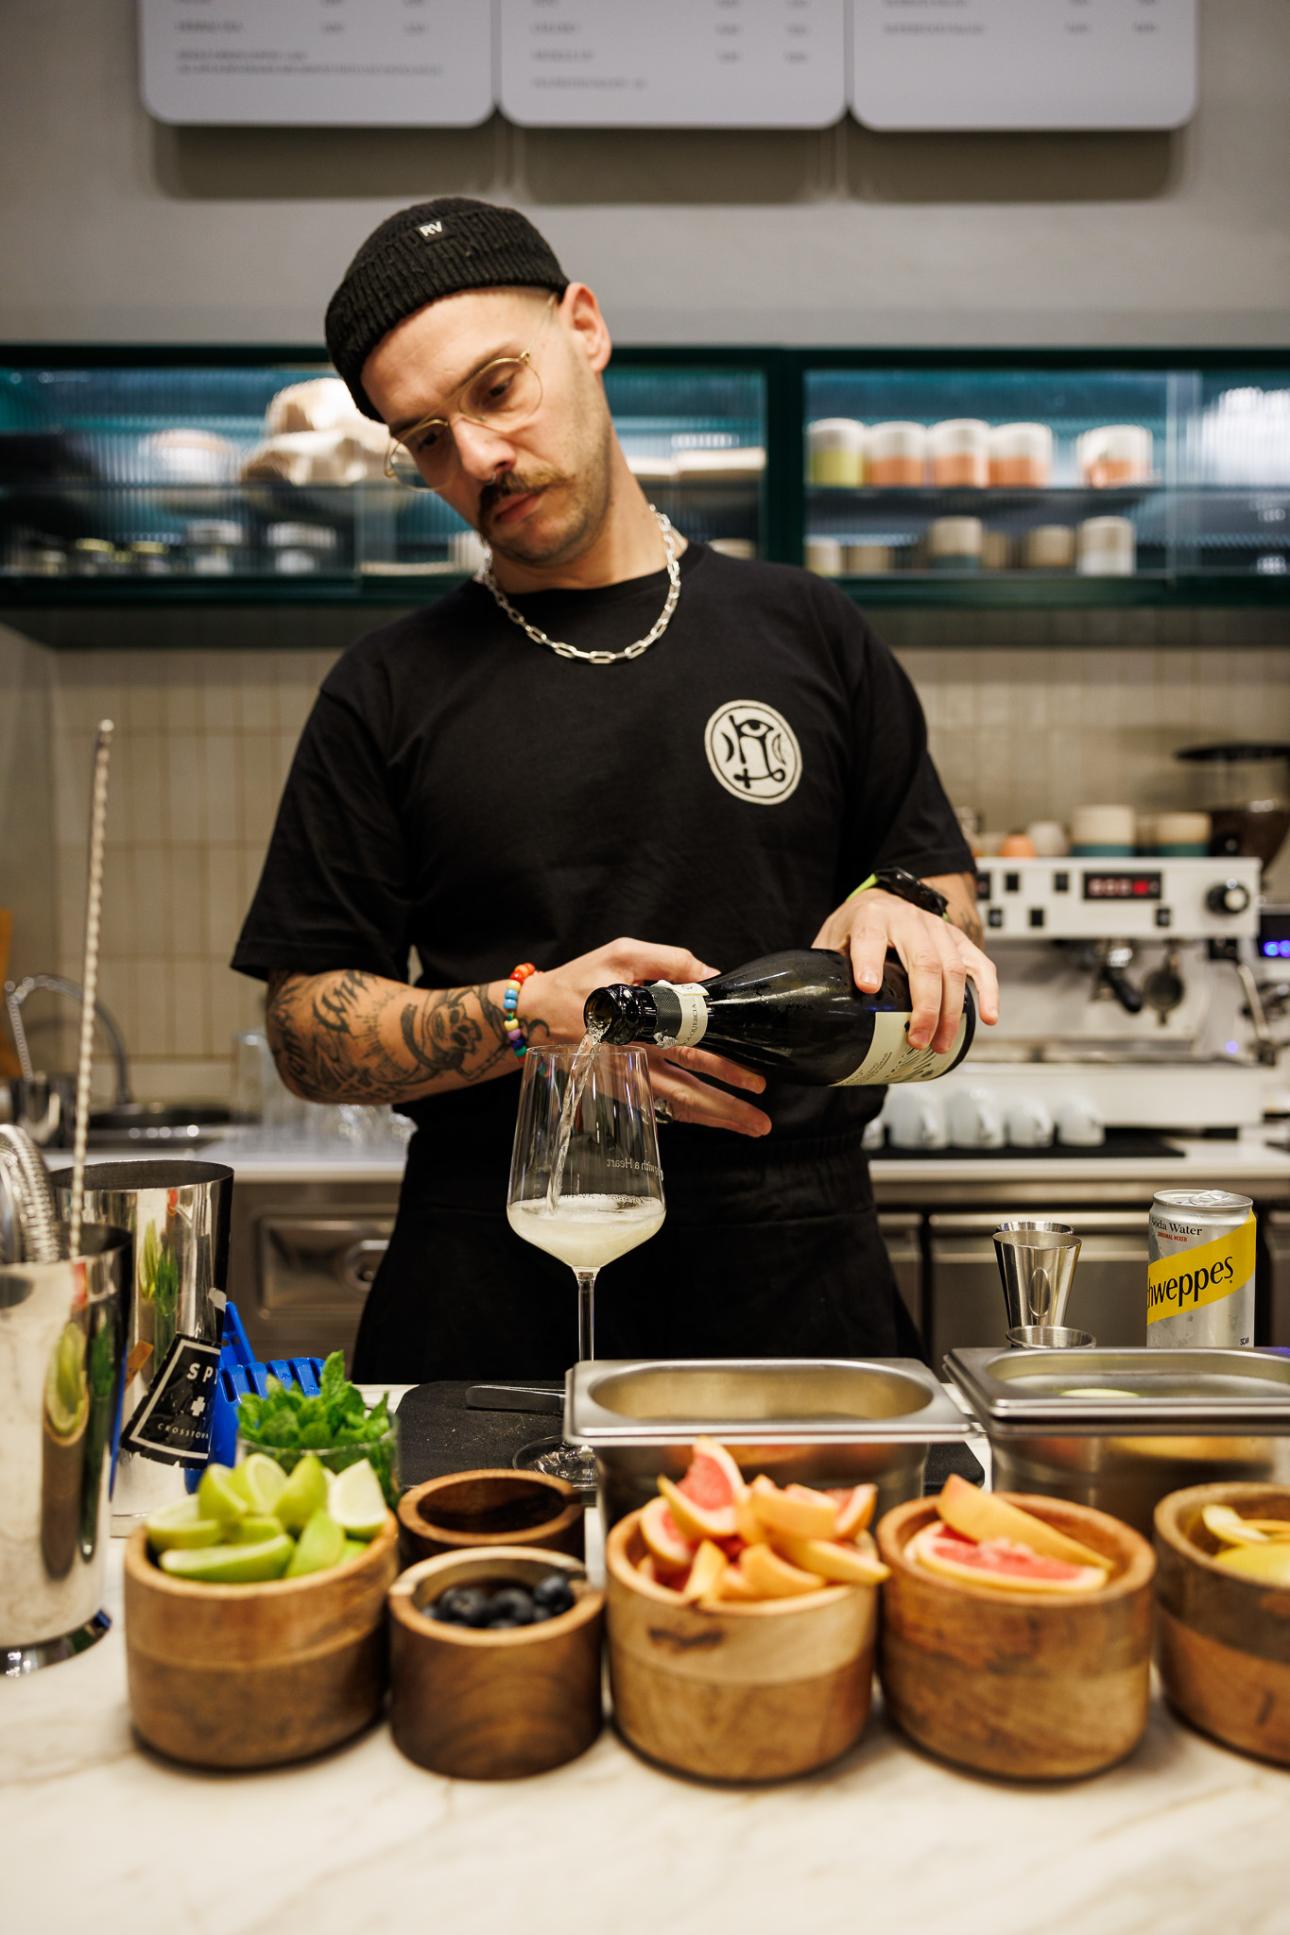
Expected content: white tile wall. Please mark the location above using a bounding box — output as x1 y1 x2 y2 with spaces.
5 606 1287 1104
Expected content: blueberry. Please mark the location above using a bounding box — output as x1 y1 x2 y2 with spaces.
533 1573 575 1615
435 1586 490 1625
487 1587 535 1626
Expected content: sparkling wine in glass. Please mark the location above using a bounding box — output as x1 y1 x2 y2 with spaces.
506 1040 665 1483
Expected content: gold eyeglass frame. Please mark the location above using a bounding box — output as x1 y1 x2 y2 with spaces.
383 294 558 487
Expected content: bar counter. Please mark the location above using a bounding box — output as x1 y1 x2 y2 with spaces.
5 1506 1287 1935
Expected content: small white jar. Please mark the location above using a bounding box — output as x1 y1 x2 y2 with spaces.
1077 515 1136 576
807 418 865 488
1077 425 1153 487
868 422 927 488
989 423 1053 488
1024 524 1077 570
929 419 989 489
805 536 846 577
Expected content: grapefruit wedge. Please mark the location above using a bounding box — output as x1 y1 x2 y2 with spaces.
775 1533 890 1586
748 1474 838 1541
908 1522 1105 1595
679 1539 728 1604
740 1540 830 1599
658 1473 737 1542
936 1474 1111 1574
640 1494 697 1569
829 1484 877 1540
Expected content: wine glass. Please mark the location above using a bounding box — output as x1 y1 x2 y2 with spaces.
506 1041 665 1484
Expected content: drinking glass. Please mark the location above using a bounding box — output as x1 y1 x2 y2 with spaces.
506 1042 665 1484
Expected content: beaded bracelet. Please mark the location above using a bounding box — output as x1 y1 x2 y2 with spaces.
503 962 537 1059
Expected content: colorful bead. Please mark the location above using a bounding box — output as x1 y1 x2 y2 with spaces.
503 962 536 1059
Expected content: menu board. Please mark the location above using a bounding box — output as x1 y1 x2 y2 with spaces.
139 0 493 126
850 0 1198 131
498 0 847 129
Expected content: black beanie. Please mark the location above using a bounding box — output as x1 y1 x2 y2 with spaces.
325 198 569 420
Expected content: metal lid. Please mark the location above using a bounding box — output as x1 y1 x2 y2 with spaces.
945 1346 1290 1435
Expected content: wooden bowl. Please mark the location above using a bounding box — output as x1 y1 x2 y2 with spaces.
876 1493 1155 1780
388 1546 603 1779
1154 1481 1290 1765
397 1468 583 1564
604 1510 877 1783
124 1514 400 1769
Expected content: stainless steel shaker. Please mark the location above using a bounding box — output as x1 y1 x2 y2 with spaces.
0 1223 131 1673
993 1219 1084 1336
55 1160 232 1525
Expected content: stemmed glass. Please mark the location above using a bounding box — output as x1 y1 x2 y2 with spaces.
506 1042 665 1484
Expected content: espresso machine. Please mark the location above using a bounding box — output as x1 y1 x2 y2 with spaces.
933 854 1272 1145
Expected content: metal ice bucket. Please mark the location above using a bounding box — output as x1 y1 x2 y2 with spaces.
0 1223 130 1672
55 1160 232 1524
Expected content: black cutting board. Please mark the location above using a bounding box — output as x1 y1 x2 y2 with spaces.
395 1380 984 1491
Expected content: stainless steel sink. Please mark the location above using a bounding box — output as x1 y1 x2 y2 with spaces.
87 1102 234 1147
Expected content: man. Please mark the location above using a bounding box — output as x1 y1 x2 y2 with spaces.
233 197 998 1379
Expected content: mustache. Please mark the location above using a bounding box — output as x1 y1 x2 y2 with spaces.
479 470 562 522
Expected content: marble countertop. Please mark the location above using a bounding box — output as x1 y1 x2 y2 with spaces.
4 1532 1289 1935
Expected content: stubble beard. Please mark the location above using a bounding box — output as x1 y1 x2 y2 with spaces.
481 403 616 572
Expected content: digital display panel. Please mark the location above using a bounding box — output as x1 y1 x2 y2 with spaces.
1081 871 1163 902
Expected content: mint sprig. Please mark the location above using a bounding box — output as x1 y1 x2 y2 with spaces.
237 1352 395 1504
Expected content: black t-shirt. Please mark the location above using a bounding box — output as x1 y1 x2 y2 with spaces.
232 542 971 1161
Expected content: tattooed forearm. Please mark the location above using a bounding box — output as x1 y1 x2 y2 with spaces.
265 967 531 1104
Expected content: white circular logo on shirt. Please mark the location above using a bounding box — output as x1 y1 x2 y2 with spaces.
704 700 802 806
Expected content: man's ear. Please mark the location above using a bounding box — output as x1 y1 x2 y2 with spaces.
562 282 612 375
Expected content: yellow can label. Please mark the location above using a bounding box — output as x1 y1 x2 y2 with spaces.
1147 1213 1257 1326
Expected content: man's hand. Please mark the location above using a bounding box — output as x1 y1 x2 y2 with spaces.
522 937 771 1138
812 882 999 1056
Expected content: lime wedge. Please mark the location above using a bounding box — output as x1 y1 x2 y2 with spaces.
146 1499 223 1553
229 1513 286 1545
274 1453 329 1533
159 1535 294 1584
198 1464 249 1527
229 1453 288 1514
341 1538 369 1564
330 1460 387 1540
1202 1503 1270 1547
285 1509 345 1578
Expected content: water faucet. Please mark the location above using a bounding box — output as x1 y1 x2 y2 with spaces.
3 974 133 1105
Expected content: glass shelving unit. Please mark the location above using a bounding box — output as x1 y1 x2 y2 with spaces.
0 351 766 601
2 345 1288 615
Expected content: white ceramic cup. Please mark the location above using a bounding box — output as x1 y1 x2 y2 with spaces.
1055 1095 1106 1148
947 1086 1006 1149
885 1089 948 1150
1005 1097 1055 1149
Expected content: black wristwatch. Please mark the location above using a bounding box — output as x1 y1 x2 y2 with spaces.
852 867 949 919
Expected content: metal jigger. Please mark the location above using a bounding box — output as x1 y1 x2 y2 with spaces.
993 1219 1083 1335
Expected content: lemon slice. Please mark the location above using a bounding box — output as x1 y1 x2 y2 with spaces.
229 1513 286 1545
274 1453 329 1533
1202 1504 1270 1547
286 1510 346 1578
1213 1542 1290 1586
145 1498 223 1553
229 1452 288 1515
159 1535 293 1584
198 1464 249 1527
330 1459 387 1540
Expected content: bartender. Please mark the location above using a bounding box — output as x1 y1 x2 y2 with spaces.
232 197 998 1379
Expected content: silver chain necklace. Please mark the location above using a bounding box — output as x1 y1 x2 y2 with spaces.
476 505 681 665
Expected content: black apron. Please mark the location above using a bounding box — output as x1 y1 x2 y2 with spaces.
352 1127 920 1381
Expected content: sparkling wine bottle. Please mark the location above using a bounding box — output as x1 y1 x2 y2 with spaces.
584 947 975 1087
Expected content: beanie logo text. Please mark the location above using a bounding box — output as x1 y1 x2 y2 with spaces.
418 221 445 239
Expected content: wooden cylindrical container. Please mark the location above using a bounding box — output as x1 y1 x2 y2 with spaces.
604 1510 876 1783
124 1515 399 1769
876 1494 1155 1781
397 1468 583 1564
388 1546 603 1779
1154 1482 1290 1766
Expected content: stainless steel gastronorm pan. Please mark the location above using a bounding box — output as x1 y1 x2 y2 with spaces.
566 1358 972 1527
945 1347 1290 1537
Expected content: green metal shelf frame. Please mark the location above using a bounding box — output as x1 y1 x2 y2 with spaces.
3 341 1290 615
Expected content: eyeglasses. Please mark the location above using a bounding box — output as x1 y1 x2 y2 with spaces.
384 295 556 490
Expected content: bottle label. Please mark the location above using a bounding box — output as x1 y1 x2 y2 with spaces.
833 1010 966 1087
658 982 710 1048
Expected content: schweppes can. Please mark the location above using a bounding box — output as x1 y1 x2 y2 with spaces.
1147 1190 1256 1348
